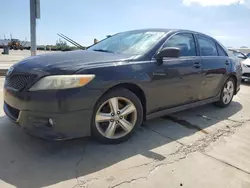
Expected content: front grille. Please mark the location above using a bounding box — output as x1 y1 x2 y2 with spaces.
4 102 20 121
5 74 35 91
243 73 250 77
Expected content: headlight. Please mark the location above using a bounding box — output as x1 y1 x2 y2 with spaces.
29 75 95 91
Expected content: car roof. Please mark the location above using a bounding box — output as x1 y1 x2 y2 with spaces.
128 28 231 55
126 28 175 33
124 28 217 40
126 28 207 35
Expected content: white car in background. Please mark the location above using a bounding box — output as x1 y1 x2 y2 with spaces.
242 58 250 81
229 50 250 81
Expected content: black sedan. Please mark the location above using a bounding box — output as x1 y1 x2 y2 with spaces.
4 29 242 144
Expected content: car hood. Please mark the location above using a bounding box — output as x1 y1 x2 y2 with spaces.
242 58 250 65
14 50 134 74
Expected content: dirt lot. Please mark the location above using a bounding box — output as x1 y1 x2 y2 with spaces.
0 78 250 188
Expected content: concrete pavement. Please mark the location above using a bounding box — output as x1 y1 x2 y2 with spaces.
0 80 250 187
0 77 4 91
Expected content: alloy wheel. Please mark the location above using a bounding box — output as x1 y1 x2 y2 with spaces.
222 80 234 104
95 97 137 139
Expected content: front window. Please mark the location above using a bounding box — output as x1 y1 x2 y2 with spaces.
163 33 197 56
87 31 167 55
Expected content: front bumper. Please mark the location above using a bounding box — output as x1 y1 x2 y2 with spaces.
3 87 103 140
242 74 250 80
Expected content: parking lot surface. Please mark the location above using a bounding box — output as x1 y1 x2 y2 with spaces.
1 78 250 188
0 50 57 70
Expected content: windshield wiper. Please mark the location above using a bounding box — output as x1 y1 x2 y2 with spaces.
93 49 114 53
57 33 86 50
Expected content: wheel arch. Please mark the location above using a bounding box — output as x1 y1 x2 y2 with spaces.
100 83 147 120
228 74 238 95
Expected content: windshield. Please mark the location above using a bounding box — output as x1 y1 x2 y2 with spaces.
233 51 247 59
228 50 247 59
87 31 167 55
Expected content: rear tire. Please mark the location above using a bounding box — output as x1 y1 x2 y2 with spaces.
215 77 235 108
91 88 143 144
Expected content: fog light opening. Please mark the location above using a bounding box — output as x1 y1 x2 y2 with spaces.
48 118 55 127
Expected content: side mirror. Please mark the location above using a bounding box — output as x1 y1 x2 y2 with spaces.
155 47 180 65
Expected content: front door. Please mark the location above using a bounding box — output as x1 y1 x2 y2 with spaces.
153 33 202 109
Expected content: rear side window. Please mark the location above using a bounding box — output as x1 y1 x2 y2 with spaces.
163 33 197 56
197 35 218 56
217 45 228 56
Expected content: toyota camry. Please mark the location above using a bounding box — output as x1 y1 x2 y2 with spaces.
4 29 242 144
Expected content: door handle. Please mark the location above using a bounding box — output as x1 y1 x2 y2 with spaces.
225 60 229 65
193 62 201 68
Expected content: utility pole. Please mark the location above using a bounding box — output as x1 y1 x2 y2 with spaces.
30 0 40 56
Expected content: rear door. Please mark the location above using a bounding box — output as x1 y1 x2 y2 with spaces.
196 34 229 100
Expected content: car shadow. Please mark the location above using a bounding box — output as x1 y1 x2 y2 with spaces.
143 101 243 143
0 101 243 188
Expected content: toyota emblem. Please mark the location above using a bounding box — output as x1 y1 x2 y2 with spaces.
6 66 14 76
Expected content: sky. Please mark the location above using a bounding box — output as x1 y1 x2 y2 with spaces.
1 0 250 47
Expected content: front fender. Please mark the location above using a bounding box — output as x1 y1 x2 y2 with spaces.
76 62 153 90
75 61 158 114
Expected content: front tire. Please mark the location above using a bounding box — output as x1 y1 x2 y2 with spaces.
215 77 235 108
91 88 143 144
